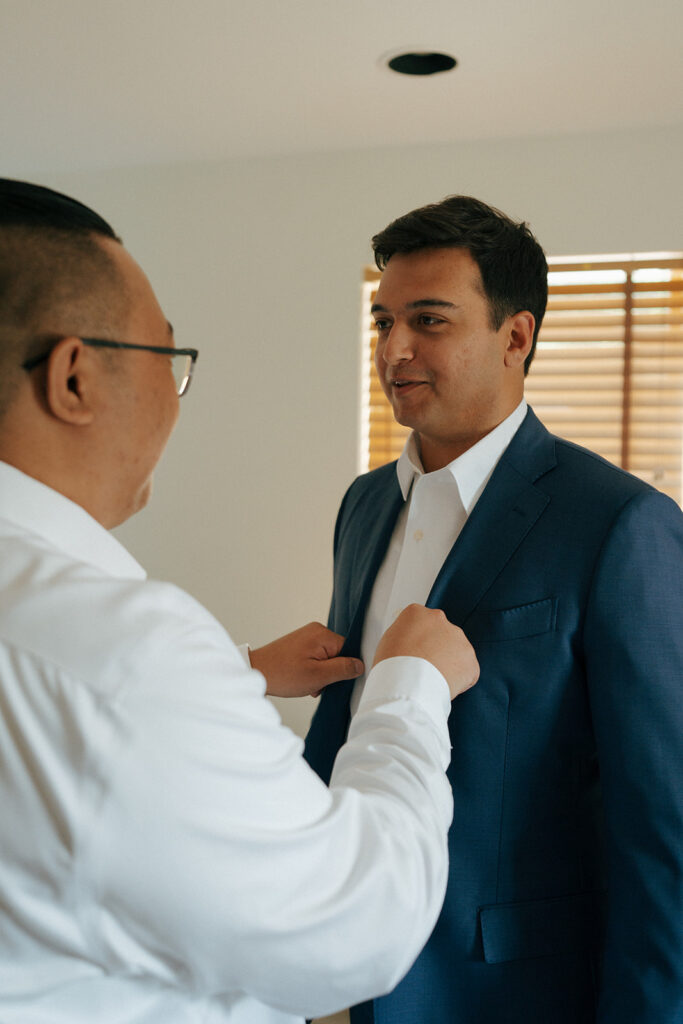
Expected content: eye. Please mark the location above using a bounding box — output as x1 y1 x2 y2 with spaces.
373 318 391 333
417 314 445 327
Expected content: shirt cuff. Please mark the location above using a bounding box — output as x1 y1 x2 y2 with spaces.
357 656 452 732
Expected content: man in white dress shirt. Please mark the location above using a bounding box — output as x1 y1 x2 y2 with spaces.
0 178 480 1023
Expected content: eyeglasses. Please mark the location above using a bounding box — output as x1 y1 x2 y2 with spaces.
22 337 199 397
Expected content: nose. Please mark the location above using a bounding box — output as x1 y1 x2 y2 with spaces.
377 321 416 368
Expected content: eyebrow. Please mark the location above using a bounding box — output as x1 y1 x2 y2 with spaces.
371 299 458 313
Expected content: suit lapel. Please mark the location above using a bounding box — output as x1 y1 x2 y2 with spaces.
428 408 556 624
338 472 404 656
307 410 557 782
305 469 404 781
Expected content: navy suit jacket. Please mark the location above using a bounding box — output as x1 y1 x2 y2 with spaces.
304 409 683 1024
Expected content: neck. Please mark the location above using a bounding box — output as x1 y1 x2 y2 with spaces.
0 420 120 530
418 428 492 473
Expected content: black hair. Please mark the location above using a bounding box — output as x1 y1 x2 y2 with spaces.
372 195 548 373
0 178 119 240
0 180 125 419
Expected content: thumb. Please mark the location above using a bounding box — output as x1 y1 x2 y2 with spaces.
310 655 364 691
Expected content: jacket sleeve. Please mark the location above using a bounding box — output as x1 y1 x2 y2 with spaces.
583 488 683 1021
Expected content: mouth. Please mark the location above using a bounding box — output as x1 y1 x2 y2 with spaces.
389 377 428 394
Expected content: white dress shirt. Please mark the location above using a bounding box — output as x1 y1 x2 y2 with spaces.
351 401 527 715
0 461 455 1024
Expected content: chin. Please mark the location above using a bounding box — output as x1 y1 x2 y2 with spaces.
119 479 153 526
391 408 417 430
137 479 154 512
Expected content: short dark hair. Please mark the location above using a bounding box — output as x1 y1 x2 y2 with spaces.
0 180 126 419
372 195 548 374
0 178 119 239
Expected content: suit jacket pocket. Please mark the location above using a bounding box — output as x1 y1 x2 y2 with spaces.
465 597 557 643
479 890 606 964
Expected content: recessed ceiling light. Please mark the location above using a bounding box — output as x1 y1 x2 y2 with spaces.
385 51 457 76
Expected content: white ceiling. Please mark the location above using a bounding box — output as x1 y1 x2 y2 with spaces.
2 0 682 178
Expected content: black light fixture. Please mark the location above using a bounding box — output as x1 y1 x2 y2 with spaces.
386 51 457 76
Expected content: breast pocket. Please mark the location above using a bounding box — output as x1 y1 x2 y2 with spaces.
464 597 558 643
479 890 606 963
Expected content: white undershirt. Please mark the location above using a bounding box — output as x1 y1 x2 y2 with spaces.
351 400 527 716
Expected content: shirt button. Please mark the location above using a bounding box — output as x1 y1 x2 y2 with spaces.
413 529 424 542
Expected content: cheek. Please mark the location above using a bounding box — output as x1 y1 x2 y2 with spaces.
432 349 469 392
153 379 179 427
136 394 178 474
375 346 389 389
155 403 179 455
437 338 497 391
166 390 180 430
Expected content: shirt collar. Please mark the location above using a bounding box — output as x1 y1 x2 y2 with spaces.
0 461 146 580
396 400 528 513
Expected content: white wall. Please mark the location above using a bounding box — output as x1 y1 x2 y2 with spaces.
48 124 683 735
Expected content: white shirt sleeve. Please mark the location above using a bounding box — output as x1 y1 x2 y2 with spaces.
81 605 453 1020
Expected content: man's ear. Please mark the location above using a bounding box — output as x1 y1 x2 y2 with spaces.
45 337 96 426
504 311 535 369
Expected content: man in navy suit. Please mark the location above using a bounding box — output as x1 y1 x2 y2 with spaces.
304 196 683 1023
